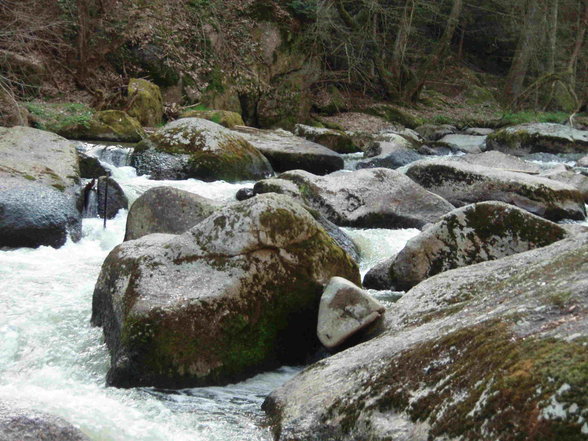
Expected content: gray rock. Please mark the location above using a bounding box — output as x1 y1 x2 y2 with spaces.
264 234 588 441
254 168 455 229
463 127 494 136
386 201 569 290
236 187 255 201
578 154 588 167
449 150 542 174
365 135 416 157
436 134 487 154
317 277 385 349
362 255 396 290
0 401 90 441
92 193 360 388
540 167 588 202
131 118 273 182
487 122 588 155
356 149 424 170
414 124 457 141
77 151 110 179
405 159 586 221
95 177 128 219
294 124 360 153
232 126 343 175
0 127 82 248
124 186 218 241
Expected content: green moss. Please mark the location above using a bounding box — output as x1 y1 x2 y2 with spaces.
23 174 36 181
51 183 65 192
25 101 93 132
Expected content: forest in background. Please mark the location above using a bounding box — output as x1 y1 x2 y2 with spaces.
1 0 587 128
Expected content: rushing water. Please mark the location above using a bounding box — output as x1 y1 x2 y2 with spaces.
0 143 418 440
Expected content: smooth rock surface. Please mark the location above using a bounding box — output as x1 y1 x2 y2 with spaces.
436 134 486 154
233 126 344 175
264 234 588 441
317 277 385 349
124 186 218 241
0 127 82 248
131 118 273 182
254 168 455 229
386 201 569 290
405 159 586 221
294 124 360 153
92 194 360 388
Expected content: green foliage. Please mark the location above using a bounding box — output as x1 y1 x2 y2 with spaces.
500 111 568 126
288 0 318 19
188 0 210 10
25 101 94 132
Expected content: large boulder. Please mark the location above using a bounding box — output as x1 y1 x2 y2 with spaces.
127 78 164 127
294 124 360 154
124 186 218 241
254 168 455 229
540 165 588 203
179 109 245 128
448 150 542 173
233 126 344 175
264 234 588 441
487 122 588 156
91 194 360 388
435 134 487 154
386 202 568 290
405 159 586 221
131 118 273 182
0 127 82 248
0 401 90 441
415 124 457 141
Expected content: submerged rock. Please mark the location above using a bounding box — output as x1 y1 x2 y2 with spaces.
294 124 360 153
405 159 586 221
124 186 218 241
487 122 588 155
386 201 568 290
317 277 385 349
233 126 344 175
254 168 455 229
131 118 273 182
264 234 588 441
0 401 90 441
0 127 82 248
92 194 360 388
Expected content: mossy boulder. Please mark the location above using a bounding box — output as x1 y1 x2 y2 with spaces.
386 201 568 290
405 159 586 222
294 124 360 153
179 109 244 128
91 193 360 388
131 118 273 182
254 168 455 229
0 127 82 248
264 233 588 441
127 78 164 127
124 186 219 241
487 123 588 156
364 104 423 129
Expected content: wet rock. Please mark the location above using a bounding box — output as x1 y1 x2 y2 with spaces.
0 127 82 248
405 159 586 221
362 255 396 290
233 126 343 175
124 186 218 241
0 401 90 441
487 122 588 155
96 177 128 219
127 78 164 127
264 234 588 441
415 123 457 141
131 118 273 182
317 277 385 349
179 109 244 128
294 124 360 154
356 149 424 170
436 134 487 154
236 187 255 201
77 151 110 179
91 194 360 388
254 168 455 229
386 202 569 290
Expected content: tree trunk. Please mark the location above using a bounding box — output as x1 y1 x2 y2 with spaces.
547 0 558 74
567 0 588 79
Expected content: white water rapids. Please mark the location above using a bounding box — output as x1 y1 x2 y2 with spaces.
0 145 419 440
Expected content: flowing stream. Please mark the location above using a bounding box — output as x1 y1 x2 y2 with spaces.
0 144 419 440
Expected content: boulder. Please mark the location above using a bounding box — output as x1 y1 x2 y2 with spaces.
356 149 424 170
77 151 109 179
294 124 360 153
364 136 417 158
317 277 385 349
236 187 255 201
179 109 244 128
254 168 455 229
449 150 542 174
233 126 343 175
91 194 360 388
362 255 396 290
463 127 494 136
486 122 588 155
415 123 457 141
131 118 273 182
540 166 588 202
124 186 218 241
405 159 586 221
0 127 82 248
96 177 128 219
386 202 568 290
578 154 588 167
436 134 487 154
127 78 164 127
264 234 588 441
0 401 90 441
